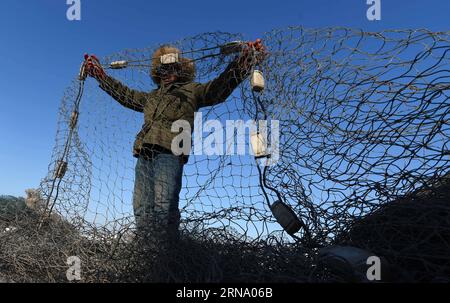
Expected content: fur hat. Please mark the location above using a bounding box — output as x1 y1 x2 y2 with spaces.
150 45 196 85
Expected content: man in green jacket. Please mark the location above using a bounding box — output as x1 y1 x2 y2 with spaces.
84 39 265 240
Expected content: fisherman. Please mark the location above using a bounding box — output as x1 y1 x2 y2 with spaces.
83 39 266 240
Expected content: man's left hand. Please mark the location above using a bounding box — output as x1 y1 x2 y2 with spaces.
239 39 267 68
246 38 267 63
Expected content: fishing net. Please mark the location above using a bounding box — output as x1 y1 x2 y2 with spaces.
0 27 449 282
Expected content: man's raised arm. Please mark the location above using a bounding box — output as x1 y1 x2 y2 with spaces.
83 54 147 112
194 39 267 108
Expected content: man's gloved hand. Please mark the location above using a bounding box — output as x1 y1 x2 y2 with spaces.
240 39 267 68
82 54 106 80
246 39 266 59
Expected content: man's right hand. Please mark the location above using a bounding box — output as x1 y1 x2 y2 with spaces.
82 54 106 80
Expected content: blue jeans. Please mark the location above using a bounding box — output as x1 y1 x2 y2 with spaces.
133 153 184 238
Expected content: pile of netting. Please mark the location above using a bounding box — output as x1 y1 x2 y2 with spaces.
0 27 449 282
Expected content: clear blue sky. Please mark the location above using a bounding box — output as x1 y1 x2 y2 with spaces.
0 0 449 196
